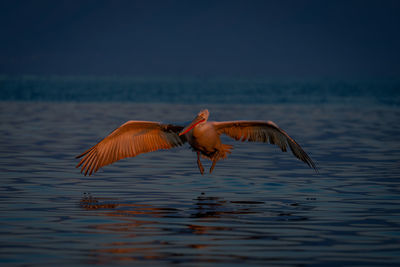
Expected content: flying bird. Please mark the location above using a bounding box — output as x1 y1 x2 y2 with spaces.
76 109 317 175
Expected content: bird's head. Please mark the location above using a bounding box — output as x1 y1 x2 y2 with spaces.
179 109 209 136
197 109 209 121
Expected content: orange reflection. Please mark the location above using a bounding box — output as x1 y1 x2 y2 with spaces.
187 224 231 235
79 192 262 264
80 193 168 264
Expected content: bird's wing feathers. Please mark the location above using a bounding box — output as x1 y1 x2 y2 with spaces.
212 121 317 170
76 121 186 176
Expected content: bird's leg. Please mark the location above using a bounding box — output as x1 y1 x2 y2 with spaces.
197 151 204 175
210 159 217 173
209 152 219 173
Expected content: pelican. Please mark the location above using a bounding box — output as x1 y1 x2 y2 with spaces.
76 109 317 176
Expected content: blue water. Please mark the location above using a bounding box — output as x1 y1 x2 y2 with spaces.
0 77 400 266
1 75 399 105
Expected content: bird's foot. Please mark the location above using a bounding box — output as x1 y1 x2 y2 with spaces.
198 163 204 175
210 160 217 173
197 151 204 175
197 158 204 175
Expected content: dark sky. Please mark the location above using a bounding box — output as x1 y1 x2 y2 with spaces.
1 0 399 78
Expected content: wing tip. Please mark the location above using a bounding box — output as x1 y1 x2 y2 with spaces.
309 160 319 174
303 153 319 174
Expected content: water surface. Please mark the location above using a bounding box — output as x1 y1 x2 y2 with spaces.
0 102 399 266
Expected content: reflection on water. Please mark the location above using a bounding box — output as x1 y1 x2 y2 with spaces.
0 102 400 266
79 192 314 265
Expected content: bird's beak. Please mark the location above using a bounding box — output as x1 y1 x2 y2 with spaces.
179 115 205 136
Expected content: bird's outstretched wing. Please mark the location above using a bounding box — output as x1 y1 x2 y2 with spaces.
212 121 317 171
76 121 186 176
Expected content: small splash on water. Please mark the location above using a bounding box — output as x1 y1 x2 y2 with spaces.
80 192 118 210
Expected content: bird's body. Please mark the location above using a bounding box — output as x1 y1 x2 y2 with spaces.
185 119 233 174
189 121 227 157
76 109 316 175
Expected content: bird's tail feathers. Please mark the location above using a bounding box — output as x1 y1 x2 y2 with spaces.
200 144 233 161
219 144 233 159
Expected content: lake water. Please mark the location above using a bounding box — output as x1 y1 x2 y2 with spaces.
1 78 400 266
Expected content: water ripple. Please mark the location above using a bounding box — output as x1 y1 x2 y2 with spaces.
0 102 399 266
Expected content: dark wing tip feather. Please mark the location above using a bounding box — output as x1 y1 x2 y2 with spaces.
214 120 318 172
271 124 318 173
287 138 318 173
